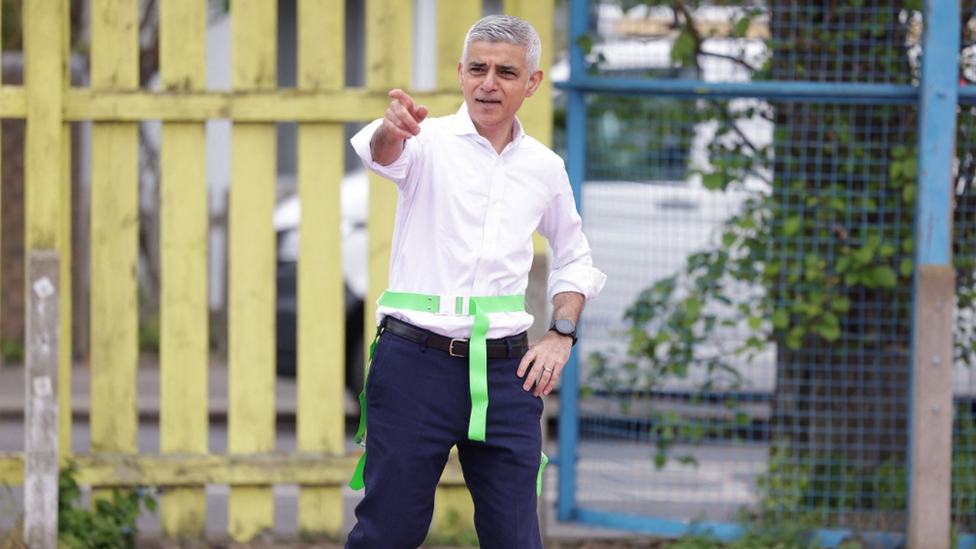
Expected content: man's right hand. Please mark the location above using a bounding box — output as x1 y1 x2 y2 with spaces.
371 89 428 166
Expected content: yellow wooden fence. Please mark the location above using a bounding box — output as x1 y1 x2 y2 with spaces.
0 0 554 542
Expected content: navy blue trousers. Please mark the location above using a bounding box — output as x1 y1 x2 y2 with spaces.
345 327 544 549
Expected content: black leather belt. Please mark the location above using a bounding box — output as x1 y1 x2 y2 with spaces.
383 316 529 359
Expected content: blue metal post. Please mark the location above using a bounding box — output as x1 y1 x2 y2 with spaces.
557 0 590 524
915 2 959 268
907 1 960 547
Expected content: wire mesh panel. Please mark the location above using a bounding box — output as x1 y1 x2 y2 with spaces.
564 0 964 540
764 101 914 532
953 1 976 529
765 2 921 84
954 101 976 537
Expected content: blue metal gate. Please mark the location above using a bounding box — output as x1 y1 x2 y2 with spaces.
556 1 976 546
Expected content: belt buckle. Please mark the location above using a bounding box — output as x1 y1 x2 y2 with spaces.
449 338 467 357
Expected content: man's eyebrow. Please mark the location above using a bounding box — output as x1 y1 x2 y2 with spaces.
466 61 520 73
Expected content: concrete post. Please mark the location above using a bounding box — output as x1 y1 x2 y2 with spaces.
24 250 61 549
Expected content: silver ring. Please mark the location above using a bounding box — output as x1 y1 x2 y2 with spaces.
543 367 553 373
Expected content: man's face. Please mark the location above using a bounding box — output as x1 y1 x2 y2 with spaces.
459 40 543 136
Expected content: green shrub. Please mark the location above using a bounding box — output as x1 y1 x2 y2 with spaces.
58 462 156 549
138 316 160 353
1 338 24 364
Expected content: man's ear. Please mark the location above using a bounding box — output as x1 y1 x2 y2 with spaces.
458 61 464 87
525 69 544 97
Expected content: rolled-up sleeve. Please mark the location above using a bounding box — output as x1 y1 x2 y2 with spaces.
350 119 413 184
538 168 607 303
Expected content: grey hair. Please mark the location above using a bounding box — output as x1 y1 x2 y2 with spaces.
461 14 542 74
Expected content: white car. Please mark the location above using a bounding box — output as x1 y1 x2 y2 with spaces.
273 168 369 395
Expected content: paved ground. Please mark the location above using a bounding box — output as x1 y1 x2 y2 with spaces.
0 358 658 544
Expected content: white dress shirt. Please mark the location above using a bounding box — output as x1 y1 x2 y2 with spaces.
351 103 607 339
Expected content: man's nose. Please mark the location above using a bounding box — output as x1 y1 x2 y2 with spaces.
481 71 497 91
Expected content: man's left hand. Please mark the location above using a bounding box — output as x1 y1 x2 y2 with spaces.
518 330 574 396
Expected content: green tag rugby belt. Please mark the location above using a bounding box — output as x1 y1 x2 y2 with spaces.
351 290 546 491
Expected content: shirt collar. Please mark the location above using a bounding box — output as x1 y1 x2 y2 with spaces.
452 102 526 149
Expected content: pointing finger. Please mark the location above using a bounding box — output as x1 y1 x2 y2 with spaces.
389 89 427 123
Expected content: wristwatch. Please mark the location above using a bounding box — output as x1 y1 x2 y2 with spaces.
550 318 578 346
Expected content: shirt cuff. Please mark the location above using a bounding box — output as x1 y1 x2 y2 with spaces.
548 263 608 303
350 119 411 181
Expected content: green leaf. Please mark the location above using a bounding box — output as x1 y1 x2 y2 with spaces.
575 34 594 55
784 216 801 237
734 16 752 37
786 326 805 350
703 172 725 190
879 244 896 258
736 412 751 426
889 161 902 180
853 246 874 265
831 296 851 313
835 255 851 273
900 258 914 277
860 197 878 211
772 308 790 330
903 184 916 205
684 298 703 322
871 266 898 288
672 31 696 65
737 216 757 230
902 236 914 254
902 157 918 179
722 232 737 247
818 313 841 341
748 316 763 330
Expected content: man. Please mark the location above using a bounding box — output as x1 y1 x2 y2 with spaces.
346 14 605 549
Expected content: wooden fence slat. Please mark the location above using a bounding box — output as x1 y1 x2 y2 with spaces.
60 0 74 458
0 452 468 487
503 0 554 149
24 1 64 250
228 0 278 542
437 0 481 90
159 0 209 540
364 0 475 538
296 0 345 537
0 0 4 444
364 0 413 413
505 0 555 258
59 120 72 458
61 88 463 122
0 86 26 117
89 0 139 463
364 0 410 474
432 3 484 534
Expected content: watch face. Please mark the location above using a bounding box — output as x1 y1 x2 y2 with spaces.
554 318 576 336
